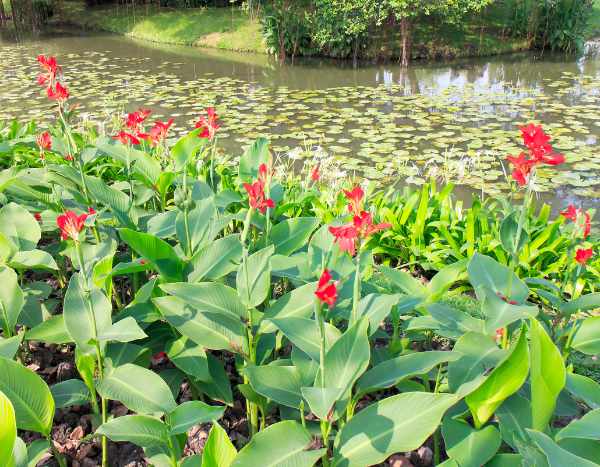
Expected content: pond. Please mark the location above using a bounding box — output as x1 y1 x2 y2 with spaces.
1 32 600 209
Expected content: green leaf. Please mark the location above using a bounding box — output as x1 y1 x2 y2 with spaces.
85 175 136 228
50 379 90 408
195 354 233 406
119 229 184 281
468 253 528 304
485 453 524 467
97 141 161 186
8 250 58 271
271 218 319 256
527 429 599 467
187 234 242 282
25 314 71 345
0 266 24 336
237 245 274 308
529 319 565 430
500 211 529 255
571 317 600 355
333 392 458 467
259 282 317 334
97 317 147 343
165 336 210 381
0 390 16 467
168 401 225 435
161 282 247 321
171 128 206 171
427 303 485 338
97 363 176 414
268 316 340 362
0 356 54 436
561 293 600 316
466 326 530 428
0 203 40 251
448 332 506 393
496 394 532 450
238 137 270 183
442 417 501 467
556 408 600 442
97 415 169 448
245 365 303 409
63 273 112 354
380 266 426 297
232 420 324 467
566 372 600 409
356 351 461 395
176 198 217 256
358 293 400 335
481 291 538 335
153 296 245 353
0 335 21 360
201 422 237 467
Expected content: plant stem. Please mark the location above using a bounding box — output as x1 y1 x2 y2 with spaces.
508 172 534 295
315 300 327 387
351 243 362 325
320 420 331 467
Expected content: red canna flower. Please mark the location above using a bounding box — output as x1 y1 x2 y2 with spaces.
152 351 169 365
113 131 141 145
88 207 96 215
353 211 391 238
125 109 152 132
575 248 593 265
56 210 88 241
329 224 358 256
195 107 220 140
34 212 42 222
36 55 60 88
315 269 339 308
584 212 591 239
47 82 69 103
311 164 320 182
64 154 74 161
507 152 535 186
36 131 52 152
142 118 174 146
561 205 580 222
344 186 364 215
561 205 592 239
520 123 551 151
243 180 274 214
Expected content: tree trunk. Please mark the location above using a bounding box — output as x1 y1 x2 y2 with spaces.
9 0 19 38
400 17 412 67
0 0 6 27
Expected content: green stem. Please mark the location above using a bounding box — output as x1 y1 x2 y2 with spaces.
240 207 254 247
351 243 362 325
315 300 327 387
166 437 178 467
508 172 534 295
320 420 331 467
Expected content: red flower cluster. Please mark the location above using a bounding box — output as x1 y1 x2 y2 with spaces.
56 210 90 241
36 131 52 156
315 269 339 308
561 204 591 239
576 248 594 265
195 107 220 140
507 124 565 186
125 109 152 132
36 55 69 104
140 118 174 146
311 164 320 182
113 131 141 146
329 185 391 255
115 110 174 146
243 163 274 214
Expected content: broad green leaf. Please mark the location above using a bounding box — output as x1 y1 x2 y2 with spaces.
167 401 225 435
63 273 112 354
530 319 565 430
427 303 485 338
171 128 206 171
566 372 600 409
356 351 460 395
481 291 538 335
119 229 184 281
202 422 237 467
301 386 340 420
237 245 274 308
238 137 270 183
428 260 467 298
333 392 458 467
0 390 16 467
245 365 303 408
8 250 58 271
487 454 524 467
561 293 600 315
358 293 400 335
496 393 532 450
161 282 247 320
556 409 600 442
176 198 217 256
571 317 600 355
86 175 136 228
19 281 53 329
0 335 21 359
50 379 90 408
0 266 24 336
166 336 210 381
97 363 176 414
232 420 324 467
26 439 51 467
271 218 319 256
466 326 530 428
187 234 243 282
468 253 528 304
97 415 169 448
442 417 501 467
0 356 54 435
25 314 71 344
527 429 599 467
153 296 245 353
0 203 40 251
147 210 177 238
195 354 233 406
380 266 426 297
448 332 506 392
268 316 340 362
105 342 150 368
97 141 161 186
259 282 316 334
97 317 147 343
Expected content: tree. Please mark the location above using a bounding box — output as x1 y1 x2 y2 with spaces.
383 0 493 66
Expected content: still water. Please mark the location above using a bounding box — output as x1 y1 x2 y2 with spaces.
1 32 600 209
